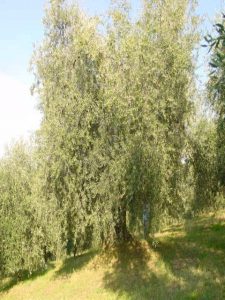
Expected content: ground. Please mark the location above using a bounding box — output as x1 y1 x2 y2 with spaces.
0 211 225 300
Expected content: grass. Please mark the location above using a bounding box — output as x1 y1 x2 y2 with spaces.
0 211 225 300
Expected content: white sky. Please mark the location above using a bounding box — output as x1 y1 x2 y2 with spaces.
0 72 41 156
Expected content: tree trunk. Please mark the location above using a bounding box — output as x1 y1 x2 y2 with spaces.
114 205 132 242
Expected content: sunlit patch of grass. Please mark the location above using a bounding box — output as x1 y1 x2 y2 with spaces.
0 211 224 300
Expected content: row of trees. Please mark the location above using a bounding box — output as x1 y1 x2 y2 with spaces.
0 0 224 277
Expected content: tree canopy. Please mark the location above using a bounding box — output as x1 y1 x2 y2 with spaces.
1 0 224 278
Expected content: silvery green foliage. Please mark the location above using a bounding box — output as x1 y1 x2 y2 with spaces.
0 142 45 275
190 119 218 210
207 15 225 192
31 0 199 247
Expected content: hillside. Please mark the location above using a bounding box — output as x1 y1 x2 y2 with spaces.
1 211 225 300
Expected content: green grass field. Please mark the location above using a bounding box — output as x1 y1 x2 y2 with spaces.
1 211 225 300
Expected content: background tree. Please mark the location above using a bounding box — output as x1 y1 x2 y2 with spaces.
190 118 218 211
0 141 46 276
207 15 225 193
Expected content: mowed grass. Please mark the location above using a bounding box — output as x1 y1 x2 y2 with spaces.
1 211 225 300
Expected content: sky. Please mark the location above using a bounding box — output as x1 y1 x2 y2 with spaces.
0 0 224 156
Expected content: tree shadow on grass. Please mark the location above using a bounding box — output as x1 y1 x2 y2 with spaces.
153 221 225 299
102 221 225 299
0 262 55 294
102 240 171 299
54 249 98 279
